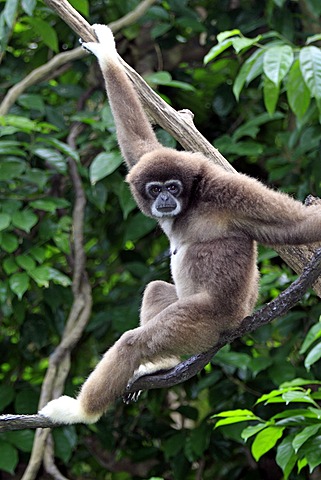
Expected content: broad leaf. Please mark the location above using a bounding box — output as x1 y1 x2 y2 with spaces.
90 152 123 184
252 426 285 461
9 272 29 299
300 46 321 99
292 425 321 453
263 45 294 86
287 59 311 119
276 435 296 480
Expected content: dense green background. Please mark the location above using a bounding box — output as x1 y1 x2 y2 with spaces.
1 0 321 478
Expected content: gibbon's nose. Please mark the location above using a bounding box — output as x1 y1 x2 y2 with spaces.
160 192 169 201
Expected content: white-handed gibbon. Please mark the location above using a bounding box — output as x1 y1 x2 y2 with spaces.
39 24 321 424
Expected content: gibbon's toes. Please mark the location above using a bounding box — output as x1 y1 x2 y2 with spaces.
80 40 102 56
39 395 100 425
122 390 142 405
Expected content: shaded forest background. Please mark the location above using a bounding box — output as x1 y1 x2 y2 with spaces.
1 0 321 479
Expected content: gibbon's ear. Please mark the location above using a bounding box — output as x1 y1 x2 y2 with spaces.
81 24 161 168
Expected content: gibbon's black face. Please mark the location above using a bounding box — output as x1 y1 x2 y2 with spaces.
145 179 183 218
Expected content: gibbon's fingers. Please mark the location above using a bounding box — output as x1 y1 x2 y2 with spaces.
81 24 118 65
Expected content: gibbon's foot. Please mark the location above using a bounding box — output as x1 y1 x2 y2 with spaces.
39 395 100 425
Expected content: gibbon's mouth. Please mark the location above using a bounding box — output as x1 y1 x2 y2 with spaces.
157 205 176 212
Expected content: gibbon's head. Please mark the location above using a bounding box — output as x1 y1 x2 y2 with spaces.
126 148 207 219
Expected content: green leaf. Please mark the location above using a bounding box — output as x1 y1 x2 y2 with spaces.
251 426 285 461
233 49 264 100
18 94 45 112
68 0 89 16
3 0 19 27
306 34 321 45
263 45 294 86
0 441 18 474
11 210 38 233
276 435 297 480
33 147 67 174
90 152 123 184
0 213 11 231
0 385 15 411
217 29 241 43
299 435 321 472
204 38 234 64
282 391 318 406
16 255 36 271
300 322 321 354
300 46 321 99
305 342 321 370
49 268 72 287
24 18 58 52
41 138 79 162
292 425 321 453
287 59 311 119
21 0 37 16
241 423 267 441
263 75 280 114
5 430 35 453
2 257 18 275
9 272 29 299
52 426 77 463
30 199 63 213
232 35 261 54
0 232 19 253
29 266 51 287
124 212 156 243
0 160 26 180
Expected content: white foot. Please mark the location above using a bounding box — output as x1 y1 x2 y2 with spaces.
39 395 100 425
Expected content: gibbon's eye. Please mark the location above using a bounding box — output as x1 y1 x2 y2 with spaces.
148 185 162 197
166 183 181 196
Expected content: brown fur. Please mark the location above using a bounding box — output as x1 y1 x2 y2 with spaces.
39 25 321 424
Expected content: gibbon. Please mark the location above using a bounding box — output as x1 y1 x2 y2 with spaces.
39 24 321 424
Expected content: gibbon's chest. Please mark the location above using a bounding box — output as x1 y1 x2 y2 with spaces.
160 214 229 298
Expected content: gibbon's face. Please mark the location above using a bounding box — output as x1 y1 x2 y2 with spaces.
145 179 183 218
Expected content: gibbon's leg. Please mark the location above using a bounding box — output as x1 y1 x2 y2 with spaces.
39 293 220 424
133 280 181 381
140 280 178 325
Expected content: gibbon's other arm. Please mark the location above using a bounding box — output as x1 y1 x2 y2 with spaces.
81 25 160 168
201 164 321 246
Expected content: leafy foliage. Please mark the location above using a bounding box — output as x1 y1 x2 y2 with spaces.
1 0 321 479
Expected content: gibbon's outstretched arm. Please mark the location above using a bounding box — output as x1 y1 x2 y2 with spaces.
198 163 321 246
81 25 160 168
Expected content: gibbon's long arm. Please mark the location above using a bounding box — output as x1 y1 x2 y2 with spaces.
201 164 321 246
81 25 160 168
